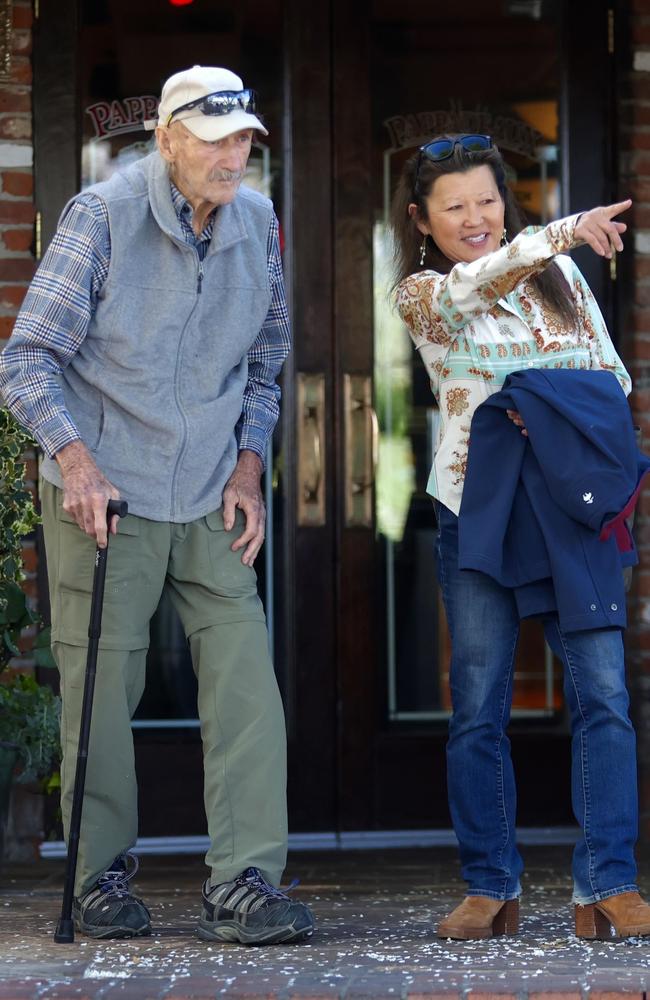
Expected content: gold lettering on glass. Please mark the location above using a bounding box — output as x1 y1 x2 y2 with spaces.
383 100 545 159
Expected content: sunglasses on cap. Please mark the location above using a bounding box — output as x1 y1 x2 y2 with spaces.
166 88 257 127
414 134 493 194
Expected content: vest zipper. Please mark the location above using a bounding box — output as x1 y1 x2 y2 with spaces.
171 250 203 516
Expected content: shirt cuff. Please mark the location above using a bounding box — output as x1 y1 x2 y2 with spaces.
237 426 268 469
34 413 81 459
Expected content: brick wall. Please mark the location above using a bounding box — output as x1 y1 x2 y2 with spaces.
619 0 650 838
0 0 34 340
0 0 42 860
0 0 37 654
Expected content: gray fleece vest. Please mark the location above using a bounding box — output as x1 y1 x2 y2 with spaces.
40 151 274 521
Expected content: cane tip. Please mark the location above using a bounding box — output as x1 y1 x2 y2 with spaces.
54 918 74 943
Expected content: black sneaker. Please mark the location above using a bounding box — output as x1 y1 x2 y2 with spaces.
72 853 151 939
197 866 315 945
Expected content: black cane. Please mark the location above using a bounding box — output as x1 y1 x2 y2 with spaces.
54 498 128 944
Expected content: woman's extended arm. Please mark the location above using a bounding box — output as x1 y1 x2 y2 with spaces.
395 200 631 349
395 214 581 346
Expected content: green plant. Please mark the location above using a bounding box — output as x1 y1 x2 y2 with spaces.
0 674 60 788
0 409 60 791
0 409 39 671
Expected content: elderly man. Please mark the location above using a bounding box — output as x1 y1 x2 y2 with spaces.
0 65 313 945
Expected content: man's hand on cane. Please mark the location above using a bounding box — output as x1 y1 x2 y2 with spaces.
55 440 122 548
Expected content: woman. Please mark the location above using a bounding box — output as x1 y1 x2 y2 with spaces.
391 133 648 941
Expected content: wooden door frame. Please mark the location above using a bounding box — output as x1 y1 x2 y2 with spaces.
563 1 619 335
282 0 339 831
331 0 377 830
32 0 81 253
284 0 378 833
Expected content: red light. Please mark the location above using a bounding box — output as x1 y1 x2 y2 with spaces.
169 0 194 6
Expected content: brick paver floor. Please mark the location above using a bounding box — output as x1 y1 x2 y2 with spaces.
1 846 650 998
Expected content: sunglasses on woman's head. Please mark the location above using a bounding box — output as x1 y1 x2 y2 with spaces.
414 134 493 195
166 89 257 127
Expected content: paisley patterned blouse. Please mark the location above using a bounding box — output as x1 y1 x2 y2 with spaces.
395 213 631 515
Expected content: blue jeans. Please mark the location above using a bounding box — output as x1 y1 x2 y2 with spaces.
436 503 639 903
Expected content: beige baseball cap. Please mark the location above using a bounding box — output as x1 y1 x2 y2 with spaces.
144 65 268 141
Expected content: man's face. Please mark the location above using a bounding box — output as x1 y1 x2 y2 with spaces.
157 123 254 207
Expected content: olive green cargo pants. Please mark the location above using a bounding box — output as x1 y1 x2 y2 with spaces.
40 481 287 896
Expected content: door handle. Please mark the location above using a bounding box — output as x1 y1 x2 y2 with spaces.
350 402 378 496
301 404 322 504
297 373 326 526
344 373 377 528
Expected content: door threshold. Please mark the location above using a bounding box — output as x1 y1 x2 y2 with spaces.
39 826 579 859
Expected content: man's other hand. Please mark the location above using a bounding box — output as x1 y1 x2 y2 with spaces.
222 449 265 566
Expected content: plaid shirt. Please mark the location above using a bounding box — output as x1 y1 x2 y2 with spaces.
0 181 290 463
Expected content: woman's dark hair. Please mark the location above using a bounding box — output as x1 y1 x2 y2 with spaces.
390 138 578 329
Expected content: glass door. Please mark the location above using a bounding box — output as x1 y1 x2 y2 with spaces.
373 0 567 728
331 0 613 831
36 0 290 848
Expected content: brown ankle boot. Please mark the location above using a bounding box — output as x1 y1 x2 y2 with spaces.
437 896 519 940
575 891 650 939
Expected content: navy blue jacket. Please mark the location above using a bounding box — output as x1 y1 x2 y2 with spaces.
458 369 650 632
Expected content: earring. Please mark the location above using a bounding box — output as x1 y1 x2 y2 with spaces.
419 237 427 266
500 228 508 247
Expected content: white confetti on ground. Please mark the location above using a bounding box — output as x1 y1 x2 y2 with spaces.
83 966 131 979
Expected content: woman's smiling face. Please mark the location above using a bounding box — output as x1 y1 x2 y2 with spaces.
417 164 506 264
